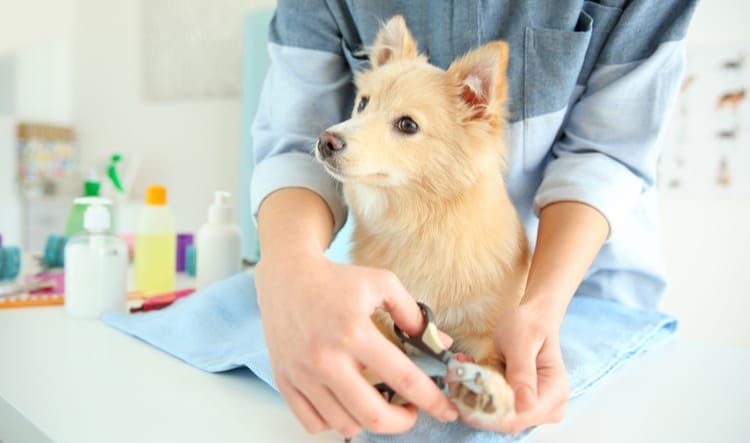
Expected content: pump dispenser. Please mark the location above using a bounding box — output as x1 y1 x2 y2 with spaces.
64 200 128 318
196 191 242 289
64 170 103 237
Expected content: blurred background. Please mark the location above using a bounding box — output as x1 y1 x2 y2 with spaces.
0 0 747 347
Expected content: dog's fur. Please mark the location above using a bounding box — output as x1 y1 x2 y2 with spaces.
316 16 531 426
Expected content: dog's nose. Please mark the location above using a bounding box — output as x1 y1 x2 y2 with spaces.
317 131 346 158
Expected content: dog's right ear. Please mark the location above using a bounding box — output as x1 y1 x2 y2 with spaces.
370 15 419 68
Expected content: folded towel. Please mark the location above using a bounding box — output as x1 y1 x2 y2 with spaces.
104 272 676 442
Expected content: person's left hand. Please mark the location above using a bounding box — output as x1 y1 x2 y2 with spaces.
490 302 570 434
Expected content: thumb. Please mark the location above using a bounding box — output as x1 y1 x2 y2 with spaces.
502 344 538 413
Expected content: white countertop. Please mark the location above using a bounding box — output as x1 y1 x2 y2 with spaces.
1 304 748 443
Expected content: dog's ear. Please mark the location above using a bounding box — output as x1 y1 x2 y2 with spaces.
371 15 419 68
447 41 510 120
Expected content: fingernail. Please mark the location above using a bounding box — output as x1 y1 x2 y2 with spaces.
441 406 459 422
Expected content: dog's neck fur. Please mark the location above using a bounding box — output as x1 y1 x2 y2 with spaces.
345 161 523 275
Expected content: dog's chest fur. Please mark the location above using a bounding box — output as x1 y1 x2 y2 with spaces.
346 177 528 336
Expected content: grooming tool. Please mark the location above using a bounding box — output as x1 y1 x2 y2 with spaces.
391 302 494 397
344 303 498 442
129 288 196 313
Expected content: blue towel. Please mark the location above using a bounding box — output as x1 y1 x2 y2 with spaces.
104 272 676 442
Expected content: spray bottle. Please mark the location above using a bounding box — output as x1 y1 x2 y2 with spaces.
196 191 242 289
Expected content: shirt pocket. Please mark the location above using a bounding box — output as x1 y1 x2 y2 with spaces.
522 10 593 171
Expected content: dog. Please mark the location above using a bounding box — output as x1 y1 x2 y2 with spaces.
316 16 530 429
716 89 745 112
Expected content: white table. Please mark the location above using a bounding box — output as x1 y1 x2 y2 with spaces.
1 305 748 443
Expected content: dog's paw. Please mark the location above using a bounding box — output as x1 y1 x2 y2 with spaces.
445 361 515 430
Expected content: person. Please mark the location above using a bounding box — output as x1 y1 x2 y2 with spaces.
251 0 697 438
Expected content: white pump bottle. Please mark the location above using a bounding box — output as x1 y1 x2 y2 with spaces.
196 191 242 289
64 200 128 319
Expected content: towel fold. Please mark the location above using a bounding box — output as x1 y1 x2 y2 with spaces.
104 272 676 442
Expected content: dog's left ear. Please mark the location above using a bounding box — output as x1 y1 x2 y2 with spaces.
447 41 510 120
371 15 420 68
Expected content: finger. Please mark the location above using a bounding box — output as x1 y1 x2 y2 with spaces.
299 381 362 438
501 358 570 433
277 378 330 434
358 327 458 423
499 337 540 413
324 361 420 434
371 270 426 337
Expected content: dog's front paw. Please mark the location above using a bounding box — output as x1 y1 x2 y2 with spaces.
445 361 515 431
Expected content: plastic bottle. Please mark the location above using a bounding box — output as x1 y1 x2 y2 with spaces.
64 201 128 319
196 191 242 289
134 185 176 295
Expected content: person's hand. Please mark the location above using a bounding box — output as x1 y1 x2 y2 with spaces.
254 252 459 439
492 301 570 434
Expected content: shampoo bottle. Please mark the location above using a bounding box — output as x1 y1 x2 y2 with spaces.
64 201 128 319
196 191 242 289
134 185 176 295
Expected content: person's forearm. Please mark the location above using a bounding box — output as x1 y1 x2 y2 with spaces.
257 188 335 262
522 201 609 326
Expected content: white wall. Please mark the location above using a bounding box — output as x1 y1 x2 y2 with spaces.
72 0 275 233
0 0 76 55
659 0 750 348
0 0 76 246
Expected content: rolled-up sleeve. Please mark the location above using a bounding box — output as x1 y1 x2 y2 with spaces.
534 0 697 238
250 0 354 234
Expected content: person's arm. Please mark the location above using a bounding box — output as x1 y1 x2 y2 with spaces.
251 2 457 438
256 189 458 438
491 1 698 434
493 201 608 434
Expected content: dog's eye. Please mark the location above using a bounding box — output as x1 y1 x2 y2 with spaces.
357 96 369 113
396 116 419 135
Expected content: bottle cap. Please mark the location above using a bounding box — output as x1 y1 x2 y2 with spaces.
84 204 111 232
208 191 233 223
146 185 167 206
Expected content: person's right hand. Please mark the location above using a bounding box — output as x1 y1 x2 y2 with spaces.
254 252 459 439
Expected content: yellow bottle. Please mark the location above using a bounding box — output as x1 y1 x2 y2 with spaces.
134 185 176 296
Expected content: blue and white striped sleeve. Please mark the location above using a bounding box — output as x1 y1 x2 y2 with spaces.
533 0 697 238
250 0 353 234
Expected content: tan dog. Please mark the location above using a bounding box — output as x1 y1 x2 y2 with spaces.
316 16 530 429
716 89 745 112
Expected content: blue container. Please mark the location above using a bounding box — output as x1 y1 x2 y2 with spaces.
0 246 21 281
